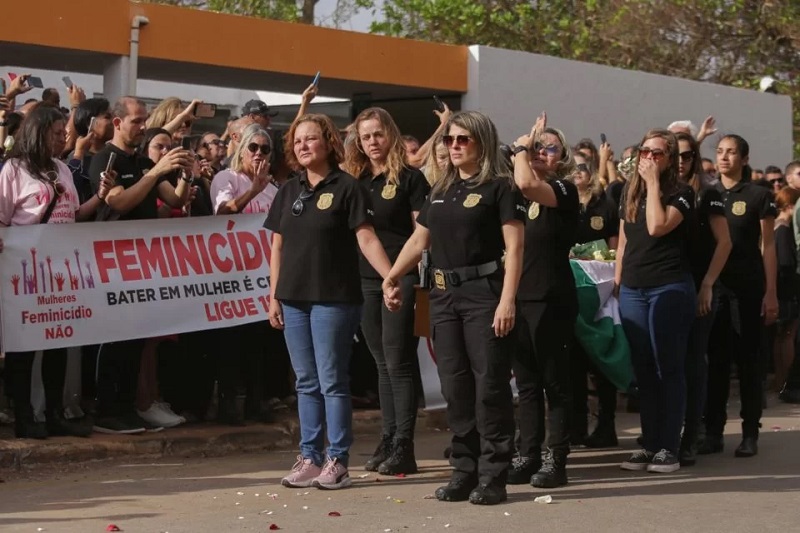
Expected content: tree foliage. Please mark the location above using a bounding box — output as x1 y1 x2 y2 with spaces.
368 0 800 156
145 0 319 24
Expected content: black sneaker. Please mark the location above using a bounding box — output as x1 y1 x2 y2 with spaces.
531 451 568 488
620 450 654 471
507 454 541 485
468 482 507 505
365 433 393 472
46 410 92 438
647 449 680 473
378 438 418 475
93 416 146 434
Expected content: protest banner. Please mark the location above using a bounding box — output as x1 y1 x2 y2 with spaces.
0 214 272 352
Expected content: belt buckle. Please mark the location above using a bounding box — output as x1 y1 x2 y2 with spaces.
433 269 447 290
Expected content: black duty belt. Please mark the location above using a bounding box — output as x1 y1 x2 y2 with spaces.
431 260 500 290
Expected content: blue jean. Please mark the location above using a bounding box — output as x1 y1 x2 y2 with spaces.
282 302 362 467
619 277 696 454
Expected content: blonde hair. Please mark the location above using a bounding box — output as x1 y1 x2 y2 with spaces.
423 134 448 186
430 111 512 198
571 153 603 199
230 124 271 174
146 97 183 129
623 129 680 223
343 107 406 186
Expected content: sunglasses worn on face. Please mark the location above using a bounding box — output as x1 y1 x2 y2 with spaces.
576 163 589 173
247 142 271 156
534 142 561 156
769 178 785 185
679 150 695 162
442 135 472 148
639 147 667 160
291 188 315 216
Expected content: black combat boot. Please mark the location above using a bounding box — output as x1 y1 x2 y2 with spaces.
364 433 394 472
531 450 568 488
378 437 418 475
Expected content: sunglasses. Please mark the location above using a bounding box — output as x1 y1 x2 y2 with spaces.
576 163 590 173
639 147 667 160
442 135 472 148
534 142 562 156
291 187 315 216
769 178 785 185
247 142 271 156
679 150 695 162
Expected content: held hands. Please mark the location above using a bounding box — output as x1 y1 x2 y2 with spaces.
638 158 659 188
492 299 515 337
382 277 401 311
268 298 284 330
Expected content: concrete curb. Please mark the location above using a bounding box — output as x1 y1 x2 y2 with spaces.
0 408 448 470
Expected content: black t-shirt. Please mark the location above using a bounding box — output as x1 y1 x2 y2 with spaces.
264 169 372 304
66 152 95 204
620 184 695 288
88 144 167 221
416 176 525 270
606 180 625 213
688 185 725 288
358 166 430 279
518 179 579 301
776 223 799 299
715 180 777 291
576 193 619 246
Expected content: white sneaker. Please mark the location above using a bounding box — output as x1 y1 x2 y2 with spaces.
137 403 182 428
155 401 186 425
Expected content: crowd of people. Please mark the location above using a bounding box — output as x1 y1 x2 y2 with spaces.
1 72 799 505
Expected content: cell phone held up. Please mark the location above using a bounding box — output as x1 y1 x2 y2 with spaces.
600 133 607 145
27 76 44 89
194 103 216 119
433 95 445 113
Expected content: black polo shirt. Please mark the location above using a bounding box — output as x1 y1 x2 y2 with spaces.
518 179 579 301
688 185 725 288
620 184 695 288
88 143 167 221
715 180 776 291
358 166 430 279
416 176 525 270
606 180 625 212
264 169 372 304
576 193 619 246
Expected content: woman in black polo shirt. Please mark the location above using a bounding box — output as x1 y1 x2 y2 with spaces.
509 115 578 488
265 114 393 491
343 107 430 475
383 111 525 506
674 132 731 467
615 129 696 473
701 134 777 459
570 151 621 450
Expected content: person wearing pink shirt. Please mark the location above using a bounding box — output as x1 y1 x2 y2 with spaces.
0 105 111 439
210 124 283 425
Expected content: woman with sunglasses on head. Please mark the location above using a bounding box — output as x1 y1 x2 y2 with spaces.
507 114 579 488
265 114 392 490
673 132 731 467
702 135 777 459
0 106 112 439
210 124 280 426
343 107 430 475
569 151 621 450
382 111 525 505
615 129 696 473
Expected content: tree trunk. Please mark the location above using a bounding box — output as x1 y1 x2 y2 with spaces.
301 0 317 24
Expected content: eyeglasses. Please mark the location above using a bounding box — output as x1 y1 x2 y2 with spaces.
291 187 315 216
442 135 472 148
247 142 271 156
679 150 695 162
639 147 667 160
533 142 562 156
576 163 589 173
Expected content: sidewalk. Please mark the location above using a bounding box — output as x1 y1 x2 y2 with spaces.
0 408 448 470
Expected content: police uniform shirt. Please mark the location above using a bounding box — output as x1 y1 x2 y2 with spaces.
714 180 777 290
606 180 625 212
518 179 579 301
88 143 168 221
619 184 695 288
358 166 430 279
576 193 619 246
416 176 525 270
688 184 725 288
264 169 373 303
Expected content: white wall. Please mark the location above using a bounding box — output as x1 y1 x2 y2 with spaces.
463 46 795 170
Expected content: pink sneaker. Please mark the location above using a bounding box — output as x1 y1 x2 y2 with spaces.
281 456 322 488
312 456 352 490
